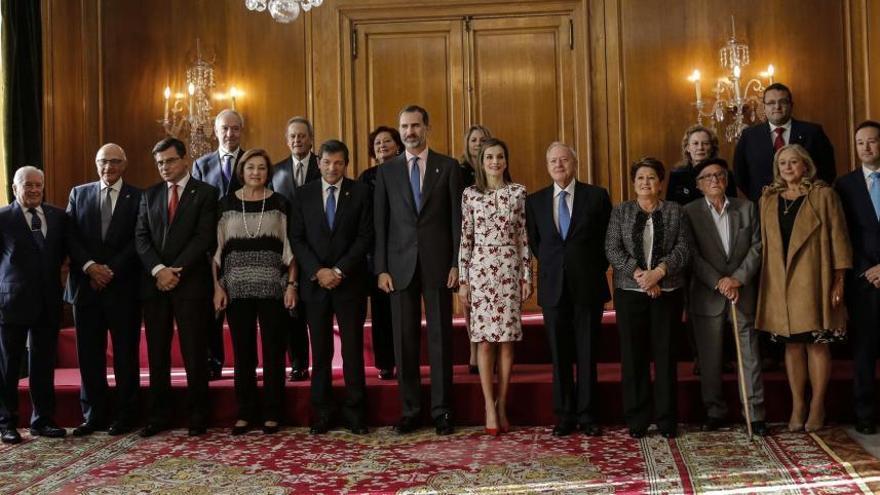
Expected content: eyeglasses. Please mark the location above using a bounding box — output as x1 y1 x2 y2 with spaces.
96 158 124 166
156 157 181 167
697 172 728 182
763 98 791 107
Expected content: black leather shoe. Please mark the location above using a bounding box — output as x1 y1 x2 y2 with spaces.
231 422 250 436
377 368 396 381
73 423 99 437
701 417 725 432
107 421 134 436
394 416 419 434
552 423 575 437
751 421 769 437
349 422 369 435
188 426 207 436
660 428 677 439
310 418 331 435
579 423 602 436
434 413 454 435
468 365 479 375
208 358 223 381
30 424 66 438
628 429 646 439
1 428 21 444
855 421 877 435
289 368 310 382
139 423 167 438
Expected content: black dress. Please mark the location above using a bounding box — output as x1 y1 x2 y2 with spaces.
459 160 476 189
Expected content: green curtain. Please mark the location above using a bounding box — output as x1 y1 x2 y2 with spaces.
1 0 42 202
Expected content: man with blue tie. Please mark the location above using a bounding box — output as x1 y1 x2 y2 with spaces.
835 120 880 435
65 144 143 436
525 143 612 437
0 166 68 443
289 140 372 435
192 109 245 380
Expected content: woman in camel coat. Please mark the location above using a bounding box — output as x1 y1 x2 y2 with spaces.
755 144 852 433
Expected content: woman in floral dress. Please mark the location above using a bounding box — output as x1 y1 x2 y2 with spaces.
457 138 531 435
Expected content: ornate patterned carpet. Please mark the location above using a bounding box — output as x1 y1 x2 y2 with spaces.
1 425 878 494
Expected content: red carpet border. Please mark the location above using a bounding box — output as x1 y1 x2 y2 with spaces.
1 426 878 494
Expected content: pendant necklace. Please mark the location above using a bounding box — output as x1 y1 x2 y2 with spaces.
242 189 267 238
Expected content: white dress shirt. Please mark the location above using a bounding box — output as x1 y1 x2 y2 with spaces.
404 149 428 193
322 178 341 212
292 152 313 187
705 197 731 257
552 180 576 232
769 120 792 146
863 164 880 189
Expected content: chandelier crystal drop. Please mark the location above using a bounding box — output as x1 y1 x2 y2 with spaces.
245 0 323 23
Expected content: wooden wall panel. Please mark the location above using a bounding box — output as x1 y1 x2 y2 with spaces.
868 0 880 120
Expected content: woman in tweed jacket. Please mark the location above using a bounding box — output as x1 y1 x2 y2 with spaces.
605 157 690 439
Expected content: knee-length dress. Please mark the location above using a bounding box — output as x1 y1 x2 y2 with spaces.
459 183 531 342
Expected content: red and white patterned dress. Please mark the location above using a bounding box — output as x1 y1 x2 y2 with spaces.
459 183 531 342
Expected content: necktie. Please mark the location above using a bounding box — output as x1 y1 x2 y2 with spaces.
410 157 421 212
168 184 179 223
558 190 571 240
773 127 786 151
222 154 233 187
295 161 305 188
870 172 880 220
326 185 337 229
101 187 113 240
28 207 45 249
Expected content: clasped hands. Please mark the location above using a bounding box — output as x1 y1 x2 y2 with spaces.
863 264 880 289
634 267 664 299
715 276 742 304
86 263 114 290
315 268 343 290
155 266 182 291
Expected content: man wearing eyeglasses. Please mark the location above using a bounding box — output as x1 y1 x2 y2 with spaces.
135 137 218 437
65 144 143 437
683 157 767 436
734 82 835 202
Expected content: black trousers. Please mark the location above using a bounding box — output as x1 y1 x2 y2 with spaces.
368 283 395 370
0 323 58 428
849 283 880 422
542 288 603 426
226 298 287 422
73 299 141 426
306 294 367 424
391 264 454 420
286 309 310 371
208 309 226 368
142 295 211 428
614 288 683 432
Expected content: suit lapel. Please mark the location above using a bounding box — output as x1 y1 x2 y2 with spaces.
726 205 740 259
393 156 417 214
847 172 880 227
91 183 104 240
758 122 775 159
696 201 728 259
790 120 806 145
170 180 197 228
330 179 351 235
568 183 588 235
545 187 563 241
12 202 40 250
105 183 134 241
419 151 441 211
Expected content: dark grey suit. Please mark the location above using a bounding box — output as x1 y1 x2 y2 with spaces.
683 197 765 421
374 150 462 420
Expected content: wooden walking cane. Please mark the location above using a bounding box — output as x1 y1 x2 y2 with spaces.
729 300 754 440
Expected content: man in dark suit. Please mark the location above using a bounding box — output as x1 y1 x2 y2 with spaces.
375 104 462 435
192 109 245 379
734 82 836 201
271 116 321 382
135 137 217 437
683 158 767 436
0 166 68 443
65 144 142 437
835 120 880 435
525 142 611 437
289 139 372 435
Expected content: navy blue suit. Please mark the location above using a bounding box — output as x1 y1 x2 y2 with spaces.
835 169 880 422
0 201 67 429
734 119 836 201
191 148 244 371
65 181 142 426
271 153 321 374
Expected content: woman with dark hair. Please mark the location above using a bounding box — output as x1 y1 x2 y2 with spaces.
755 144 851 432
357 126 404 381
606 157 690 439
667 125 737 204
212 148 297 435
458 138 530 435
460 125 493 373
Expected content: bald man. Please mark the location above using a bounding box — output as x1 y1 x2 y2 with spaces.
65 144 143 436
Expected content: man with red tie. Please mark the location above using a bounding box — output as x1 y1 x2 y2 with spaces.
135 137 218 437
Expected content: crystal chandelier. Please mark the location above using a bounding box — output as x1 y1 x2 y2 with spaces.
160 39 217 160
685 17 776 142
244 0 324 23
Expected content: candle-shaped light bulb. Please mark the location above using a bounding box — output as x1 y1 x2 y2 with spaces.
767 64 775 84
187 83 195 116
688 70 702 101
733 65 741 79
163 87 171 121
733 66 742 100
229 85 238 110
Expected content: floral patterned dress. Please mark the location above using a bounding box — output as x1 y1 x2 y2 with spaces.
459 183 531 342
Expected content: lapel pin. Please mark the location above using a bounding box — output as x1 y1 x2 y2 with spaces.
435 168 439 173
345 191 350 197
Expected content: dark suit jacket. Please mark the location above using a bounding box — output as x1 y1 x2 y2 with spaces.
134 177 218 300
0 202 67 326
192 149 245 199
271 153 321 204
374 150 463 289
683 197 762 317
525 182 612 308
289 177 373 302
835 169 880 288
734 119 836 200
64 181 143 306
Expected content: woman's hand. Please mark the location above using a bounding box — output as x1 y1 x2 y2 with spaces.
521 280 532 301
831 279 845 308
646 286 662 299
457 283 470 306
213 285 228 313
284 285 297 309
635 267 664 290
